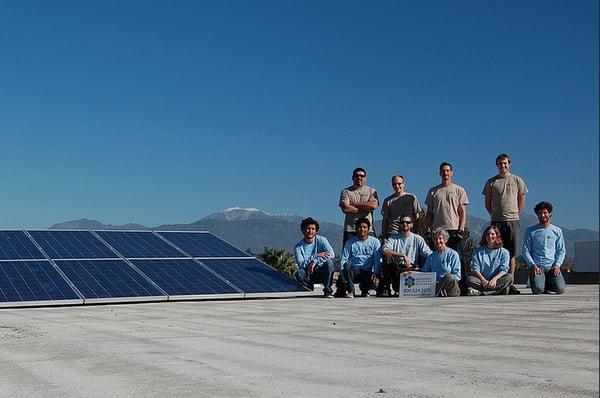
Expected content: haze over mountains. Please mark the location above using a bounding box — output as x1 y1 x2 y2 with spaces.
51 207 598 259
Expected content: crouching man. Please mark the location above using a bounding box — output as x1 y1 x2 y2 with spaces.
339 217 382 298
379 214 432 296
294 217 335 298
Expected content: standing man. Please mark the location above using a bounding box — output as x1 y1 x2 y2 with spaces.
294 217 335 298
425 162 469 293
378 214 432 296
482 153 528 294
522 201 566 295
339 167 379 248
381 175 422 239
339 217 382 298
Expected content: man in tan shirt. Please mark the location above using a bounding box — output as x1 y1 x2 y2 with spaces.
482 153 528 294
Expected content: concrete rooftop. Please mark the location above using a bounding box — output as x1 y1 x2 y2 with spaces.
0 284 598 398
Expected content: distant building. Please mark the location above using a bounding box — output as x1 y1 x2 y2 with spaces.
574 241 599 272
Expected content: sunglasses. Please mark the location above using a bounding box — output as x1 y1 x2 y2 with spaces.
399 221 412 225
353 174 366 178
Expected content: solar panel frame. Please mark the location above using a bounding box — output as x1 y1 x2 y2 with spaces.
94 230 187 259
199 258 303 298
0 231 45 260
0 260 83 308
27 230 119 260
156 231 253 258
130 258 244 300
55 259 168 304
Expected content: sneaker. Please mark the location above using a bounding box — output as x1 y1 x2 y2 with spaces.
508 285 521 295
344 292 354 298
360 291 370 298
323 292 334 299
333 290 345 298
467 287 481 296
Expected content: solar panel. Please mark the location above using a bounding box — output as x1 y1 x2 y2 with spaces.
54 259 166 302
200 258 299 295
0 229 305 308
130 259 242 298
95 231 184 258
28 230 117 259
0 260 81 305
157 231 250 257
0 231 45 260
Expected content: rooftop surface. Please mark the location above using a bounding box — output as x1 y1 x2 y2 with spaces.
1 284 598 398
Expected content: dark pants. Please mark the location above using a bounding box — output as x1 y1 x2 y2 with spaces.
436 274 460 297
295 259 334 295
340 265 376 295
376 258 405 296
445 230 467 295
466 274 513 295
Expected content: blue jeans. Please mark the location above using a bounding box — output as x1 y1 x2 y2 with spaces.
341 265 375 295
296 259 334 295
529 268 566 294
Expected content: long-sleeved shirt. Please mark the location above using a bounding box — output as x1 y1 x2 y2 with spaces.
294 235 335 269
422 248 461 282
340 235 381 273
382 233 432 267
471 246 510 279
522 224 566 270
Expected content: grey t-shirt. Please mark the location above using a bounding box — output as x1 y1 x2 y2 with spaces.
339 185 379 232
425 183 469 230
482 174 528 221
380 193 422 237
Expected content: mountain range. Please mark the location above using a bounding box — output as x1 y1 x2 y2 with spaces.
51 207 598 258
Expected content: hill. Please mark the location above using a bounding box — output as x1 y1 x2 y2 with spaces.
50 208 598 257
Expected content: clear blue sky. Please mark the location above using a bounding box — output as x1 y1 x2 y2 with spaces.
1 0 598 230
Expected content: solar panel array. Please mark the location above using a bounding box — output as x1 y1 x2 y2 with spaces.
0 230 304 308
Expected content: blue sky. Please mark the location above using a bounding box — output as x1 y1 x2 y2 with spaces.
1 0 598 230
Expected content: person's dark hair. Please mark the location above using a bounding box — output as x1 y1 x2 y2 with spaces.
300 217 319 232
534 201 553 215
439 162 453 171
355 217 371 229
352 167 367 177
495 153 511 164
399 214 413 222
479 225 504 249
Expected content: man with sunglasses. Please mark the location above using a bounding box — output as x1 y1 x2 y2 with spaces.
381 175 422 239
378 214 432 296
339 167 379 248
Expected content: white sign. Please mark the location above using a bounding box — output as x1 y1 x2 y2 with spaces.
399 272 436 298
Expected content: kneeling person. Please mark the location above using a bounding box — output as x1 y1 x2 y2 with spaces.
466 225 512 295
522 201 566 295
340 217 381 298
421 228 461 297
294 217 335 298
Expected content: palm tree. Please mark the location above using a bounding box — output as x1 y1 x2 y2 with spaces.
260 247 297 277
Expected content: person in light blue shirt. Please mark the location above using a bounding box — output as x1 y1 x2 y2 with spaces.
522 201 566 294
340 217 382 297
379 214 432 296
421 228 461 297
294 217 335 298
466 225 512 295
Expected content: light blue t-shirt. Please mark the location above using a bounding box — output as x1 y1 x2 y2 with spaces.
294 235 335 269
522 224 566 270
340 235 382 273
382 233 432 266
471 246 510 279
422 248 461 282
